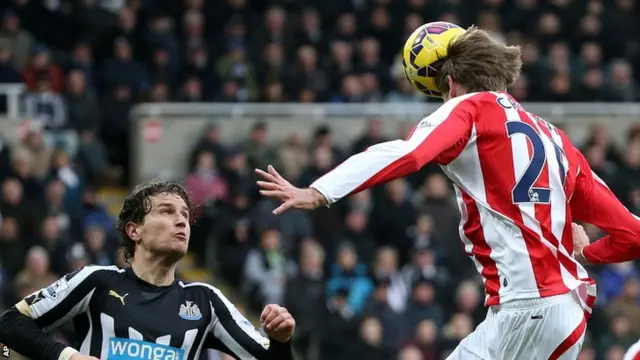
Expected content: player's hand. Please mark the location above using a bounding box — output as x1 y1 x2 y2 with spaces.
256 165 327 215
571 223 591 265
260 304 295 343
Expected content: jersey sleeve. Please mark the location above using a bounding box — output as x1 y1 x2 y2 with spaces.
0 265 115 360
16 265 111 328
310 97 477 205
623 339 640 360
206 286 293 360
569 150 640 264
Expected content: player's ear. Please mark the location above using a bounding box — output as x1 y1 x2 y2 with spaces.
447 75 456 99
125 222 141 241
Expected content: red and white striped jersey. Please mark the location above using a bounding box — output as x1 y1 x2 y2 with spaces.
311 91 640 308
624 339 640 360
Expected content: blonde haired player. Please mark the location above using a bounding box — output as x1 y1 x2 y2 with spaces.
256 22 640 359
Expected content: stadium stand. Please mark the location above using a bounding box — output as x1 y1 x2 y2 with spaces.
0 0 639 359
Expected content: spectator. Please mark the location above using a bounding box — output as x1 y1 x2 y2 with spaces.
19 125 53 181
100 84 133 175
83 224 114 266
0 45 21 112
606 59 638 101
397 344 425 360
363 276 403 348
184 150 228 217
605 278 640 338
295 8 325 52
405 319 439 360
401 247 452 302
80 187 115 236
439 313 474 357
7 146 41 201
0 217 24 277
341 209 376 265
370 246 408 313
215 39 258 102
75 130 112 186
66 242 89 273
318 286 359 360
24 73 67 130
258 42 287 90
21 45 63 93
102 37 149 96
64 70 100 133
188 123 226 172
404 277 445 330
0 10 35 70
289 45 328 100
243 122 277 172
326 242 374 316
349 316 395 360
597 314 636 357
284 240 325 359
177 75 205 102
276 133 309 185
36 215 71 276
299 146 335 188
243 228 293 310
63 41 97 92
599 262 640 302
13 246 57 301
452 281 485 327
0 178 30 237
183 44 218 98
250 6 293 59
369 179 416 262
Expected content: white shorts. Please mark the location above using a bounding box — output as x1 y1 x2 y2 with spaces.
446 291 587 360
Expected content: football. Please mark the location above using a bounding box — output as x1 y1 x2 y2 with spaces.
402 21 466 98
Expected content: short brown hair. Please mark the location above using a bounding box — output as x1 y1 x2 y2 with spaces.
117 180 194 263
436 26 522 94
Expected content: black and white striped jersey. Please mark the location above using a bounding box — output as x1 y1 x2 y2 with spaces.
0 265 293 360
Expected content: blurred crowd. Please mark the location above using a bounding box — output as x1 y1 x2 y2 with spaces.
0 0 639 360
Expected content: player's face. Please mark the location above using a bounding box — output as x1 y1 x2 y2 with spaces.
136 193 191 260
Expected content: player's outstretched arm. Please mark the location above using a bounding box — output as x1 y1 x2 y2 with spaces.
206 287 295 359
256 95 477 214
623 338 640 360
0 266 116 360
569 151 640 264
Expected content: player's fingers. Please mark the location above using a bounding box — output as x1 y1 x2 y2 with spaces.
263 308 282 325
265 313 288 330
260 310 272 324
255 169 279 184
267 165 288 184
260 304 275 322
256 181 280 190
275 318 295 332
273 200 294 215
260 190 288 198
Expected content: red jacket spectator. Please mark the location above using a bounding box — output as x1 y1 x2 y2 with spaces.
22 45 63 92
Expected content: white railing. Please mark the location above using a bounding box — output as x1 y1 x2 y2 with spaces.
132 102 640 119
0 83 25 120
128 102 640 184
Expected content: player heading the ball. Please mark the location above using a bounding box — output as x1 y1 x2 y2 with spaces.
257 23 640 360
